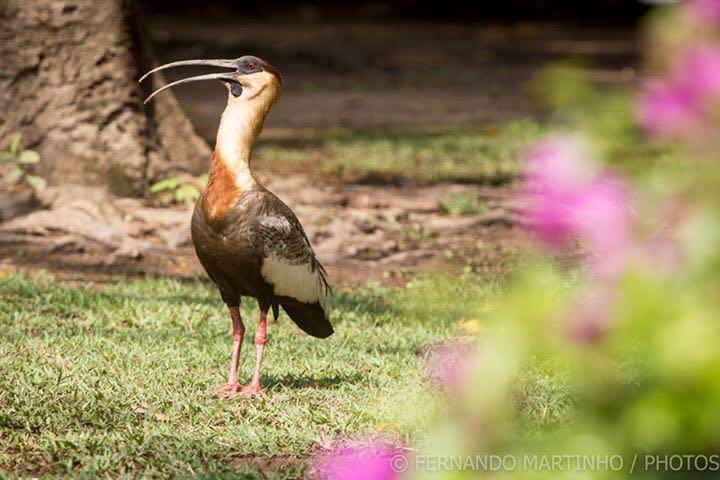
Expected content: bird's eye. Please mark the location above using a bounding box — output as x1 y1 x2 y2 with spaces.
246 62 256 70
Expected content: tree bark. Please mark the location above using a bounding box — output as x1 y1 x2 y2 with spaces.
0 0 210 195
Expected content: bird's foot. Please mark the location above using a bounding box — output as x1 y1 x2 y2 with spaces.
241 384 265 396
219 382 244 394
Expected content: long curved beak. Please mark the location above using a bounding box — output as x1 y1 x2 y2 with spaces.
139 59 239 104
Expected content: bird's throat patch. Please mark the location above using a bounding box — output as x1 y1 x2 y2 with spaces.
230 82 243 97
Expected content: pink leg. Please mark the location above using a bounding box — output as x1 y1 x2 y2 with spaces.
219 306 245 394
242 310 267 395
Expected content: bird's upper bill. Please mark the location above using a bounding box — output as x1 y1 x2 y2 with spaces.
139 55 281 104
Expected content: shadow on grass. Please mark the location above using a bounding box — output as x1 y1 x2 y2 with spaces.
256 126 480 150
263 371 363 390
328 288 395 318
1 275 220 308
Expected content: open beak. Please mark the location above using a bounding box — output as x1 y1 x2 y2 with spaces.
139 59 239 104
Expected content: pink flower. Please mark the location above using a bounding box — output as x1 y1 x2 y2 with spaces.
425 340 473 391
523 137 632 271
314 440 402 480
689 0 720 24
637 44 720 137
680 44 720 95
571 175 632 277
523 137 596 248
525 137 594 193
637 81 698 137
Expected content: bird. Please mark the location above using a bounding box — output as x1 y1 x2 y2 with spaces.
139 55 333 396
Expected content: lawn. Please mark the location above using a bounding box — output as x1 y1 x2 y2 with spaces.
255 121 542 185
0 272 532 478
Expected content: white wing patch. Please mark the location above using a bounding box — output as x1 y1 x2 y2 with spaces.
261 253 328 313
257 215 329 317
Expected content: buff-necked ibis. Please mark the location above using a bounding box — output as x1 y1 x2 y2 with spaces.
140 56 333 396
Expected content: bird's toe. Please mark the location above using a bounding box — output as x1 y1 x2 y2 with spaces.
240 384 265 396
219 382 244 394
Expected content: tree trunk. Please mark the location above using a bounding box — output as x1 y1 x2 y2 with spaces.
0 0 210 195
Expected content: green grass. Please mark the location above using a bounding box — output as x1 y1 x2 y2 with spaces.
0 272 571 478
255 120 542 185
0 273 478 478
438 189 487 216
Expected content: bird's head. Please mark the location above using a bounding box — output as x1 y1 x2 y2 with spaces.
140 55 282 106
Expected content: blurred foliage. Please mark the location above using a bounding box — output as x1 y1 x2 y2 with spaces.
150 174 208 204
394 2 720 478
1 133 46 192
533 63 684 179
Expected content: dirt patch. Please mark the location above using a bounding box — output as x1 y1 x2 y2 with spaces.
0 174 525 286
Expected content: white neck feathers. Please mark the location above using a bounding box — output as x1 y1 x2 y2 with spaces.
214 72 280 191
216 102 261 190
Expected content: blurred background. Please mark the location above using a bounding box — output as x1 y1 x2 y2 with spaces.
144 0 645 138
0 0 649 285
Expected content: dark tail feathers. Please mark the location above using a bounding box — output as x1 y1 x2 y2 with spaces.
280 301 333 338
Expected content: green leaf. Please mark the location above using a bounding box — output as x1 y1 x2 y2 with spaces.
9 133 22 154
25 174 47 191
174 184 200 204
150 178 180 193
18 150 40 164
0 153 16 163
5 167 24 185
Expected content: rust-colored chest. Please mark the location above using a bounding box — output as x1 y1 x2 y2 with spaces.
201 153 240 224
